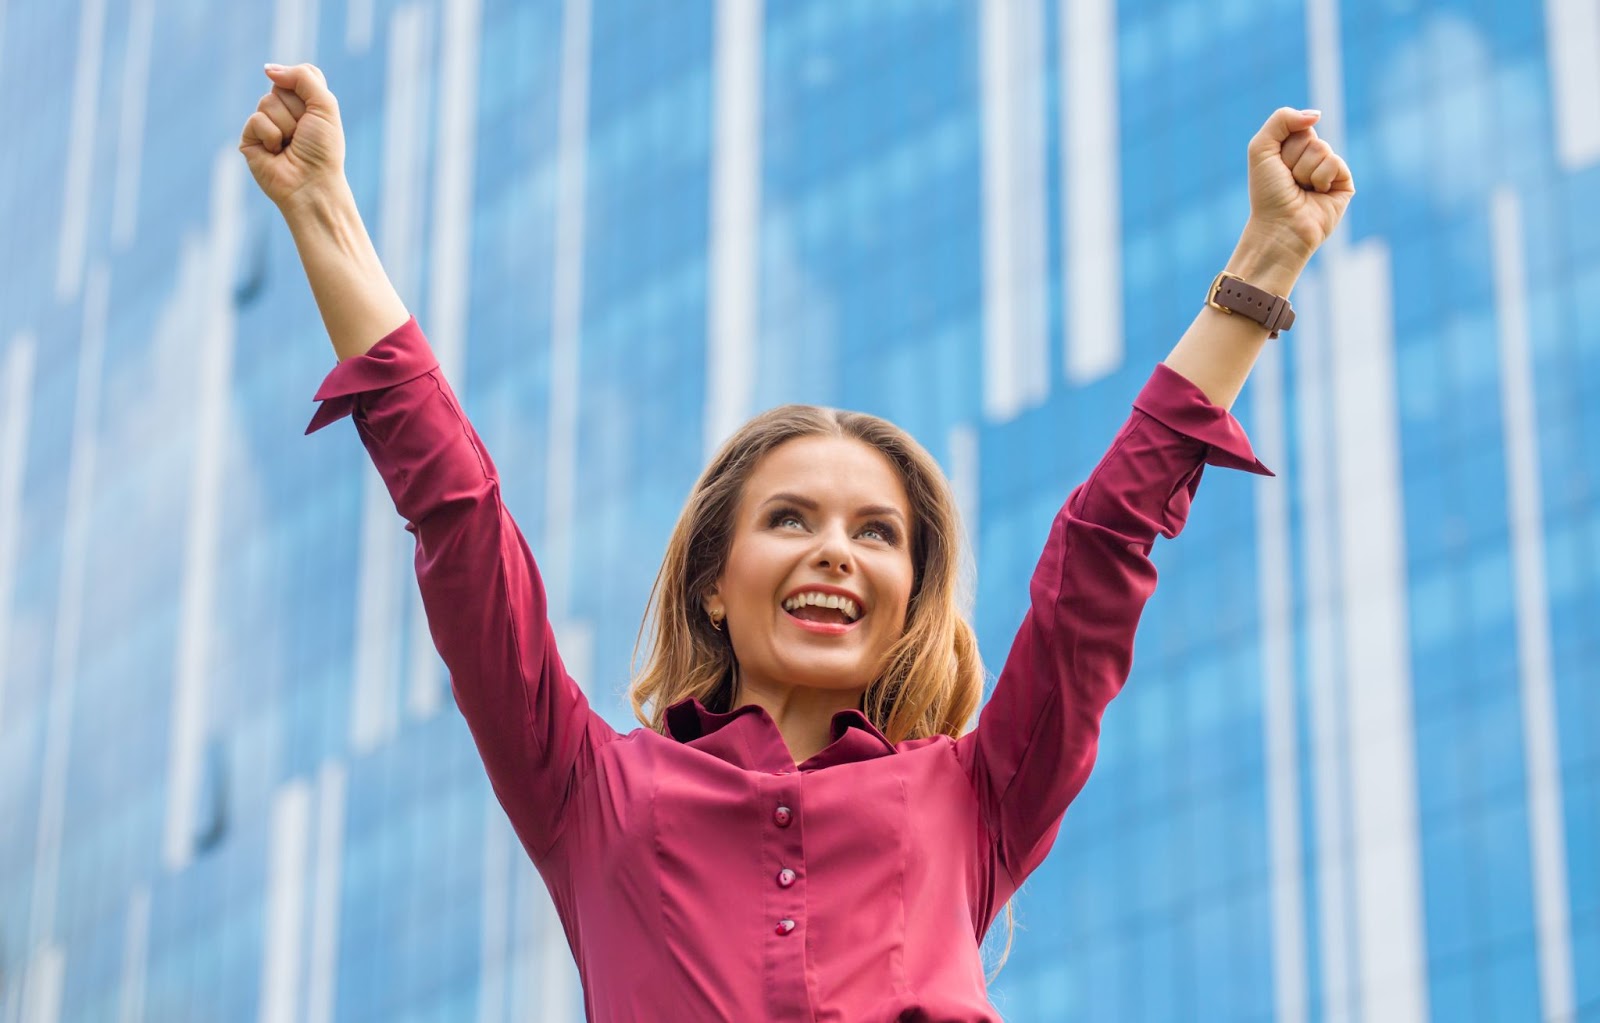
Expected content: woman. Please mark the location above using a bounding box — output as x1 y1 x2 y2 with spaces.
241 62 1352 1021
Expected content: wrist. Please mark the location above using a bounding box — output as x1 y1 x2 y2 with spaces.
280 179 360 240
1226 222 1313 297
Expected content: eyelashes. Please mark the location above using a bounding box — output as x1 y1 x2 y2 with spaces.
766 506 901 546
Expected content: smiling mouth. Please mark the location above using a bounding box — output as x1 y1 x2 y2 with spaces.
783 610 861 635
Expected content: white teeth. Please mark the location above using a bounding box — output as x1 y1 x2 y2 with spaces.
781 591 861 622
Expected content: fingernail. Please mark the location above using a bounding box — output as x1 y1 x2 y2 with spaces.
1301 108 1321 117
265 63 284 72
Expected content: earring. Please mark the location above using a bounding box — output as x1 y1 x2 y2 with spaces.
708 608 724 631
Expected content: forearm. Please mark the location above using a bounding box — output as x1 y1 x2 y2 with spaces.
281 181 411 363
1162 222 1312 411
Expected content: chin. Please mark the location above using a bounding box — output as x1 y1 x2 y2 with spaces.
774 654 874 693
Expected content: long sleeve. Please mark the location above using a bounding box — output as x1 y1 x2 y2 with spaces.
306 317 619 862
955 362 1272 889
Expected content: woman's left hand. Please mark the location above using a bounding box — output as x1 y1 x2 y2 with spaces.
1245 107 1356 263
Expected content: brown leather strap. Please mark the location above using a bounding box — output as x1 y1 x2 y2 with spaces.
1208 271 1296 338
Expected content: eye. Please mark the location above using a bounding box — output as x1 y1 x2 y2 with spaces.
768 508 806 530
860 520 900 545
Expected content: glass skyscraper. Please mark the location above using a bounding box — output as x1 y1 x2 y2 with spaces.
2 0 1596 1020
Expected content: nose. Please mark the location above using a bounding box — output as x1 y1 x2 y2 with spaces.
812 520 852 573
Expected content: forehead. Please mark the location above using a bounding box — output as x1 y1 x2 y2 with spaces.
741 435 909 511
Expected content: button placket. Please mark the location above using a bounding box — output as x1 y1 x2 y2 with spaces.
765 786 805 953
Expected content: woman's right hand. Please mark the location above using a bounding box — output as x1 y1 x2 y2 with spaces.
239 63 346 213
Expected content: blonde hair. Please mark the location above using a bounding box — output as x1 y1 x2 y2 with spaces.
628 403 1015 980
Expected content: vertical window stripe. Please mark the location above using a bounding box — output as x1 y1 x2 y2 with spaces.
346 0 374 55
409 0 484 722
305 763 348 1023
116 886 151 1023
545 0 591 621
353 4 432 753
477 804 514 1023
110 0 154 248
165 150 244 868
0 332 35 733
1061 0 1123 384
29 263 108 954
270 0 319 66
1545 0 1600 170
1328 239 1427 1023
259 781 313 1023
1292 272 1357 1022
704 0 763 457
54 0 104 300
1491 185 1575 1022
979 0 1048 421
1252 341 1308 1023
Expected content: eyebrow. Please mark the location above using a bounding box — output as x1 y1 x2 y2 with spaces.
760 492 907 523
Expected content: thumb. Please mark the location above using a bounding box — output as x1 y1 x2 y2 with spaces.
1250 106 1320 158
264 62 336 111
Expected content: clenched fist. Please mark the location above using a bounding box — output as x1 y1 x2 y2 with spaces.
239 63 346 212
1245 107 1356 262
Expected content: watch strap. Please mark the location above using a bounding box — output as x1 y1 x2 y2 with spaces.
1208 271 1296 338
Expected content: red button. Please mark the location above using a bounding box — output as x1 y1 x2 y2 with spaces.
775 919 796 936
777 868 796 888
774 806 793 828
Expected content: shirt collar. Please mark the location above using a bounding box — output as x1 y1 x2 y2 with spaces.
664 696 896 773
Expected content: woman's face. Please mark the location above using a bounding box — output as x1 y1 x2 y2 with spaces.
710 435 916 700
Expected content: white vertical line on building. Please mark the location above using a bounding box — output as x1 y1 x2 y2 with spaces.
110 0 154 248
1061 0 1122 384
1545 0 1600 170
1491 185 1575 1023
0 333 36 733
352 3 430 753
1252 340 1308 1023
271 0 320 63
18 947 64 1023
538 890 576 1023
1293 273 1355 1023
1307 3 1427 1017
703 0 762 457
346 0 374 54
477 804 513 1023
164 149 244 870
1328 240 1427 1023
116 885 151 1023
305 761 347 1023
55 0 105 301
1305 0 1348 156
978 0 1049 421
379 2 428 318
259 780 312 1023
509 859 571 1022
22 262 108 1023
410 0 484 722
545 0 591 627
350 474 401 751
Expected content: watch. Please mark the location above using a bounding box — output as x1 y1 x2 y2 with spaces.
1207 271 1296 338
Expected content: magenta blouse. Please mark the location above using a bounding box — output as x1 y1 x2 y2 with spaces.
306 317 1270 1022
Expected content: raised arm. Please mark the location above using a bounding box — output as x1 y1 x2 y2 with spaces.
243 63 618 862
956 107 1354 888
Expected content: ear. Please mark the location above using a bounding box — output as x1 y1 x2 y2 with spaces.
701 587 721 613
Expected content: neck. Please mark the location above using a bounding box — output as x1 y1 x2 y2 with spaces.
730 673 865 766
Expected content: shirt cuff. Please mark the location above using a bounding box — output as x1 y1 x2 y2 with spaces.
304 316 438 435
1131 363 1274 477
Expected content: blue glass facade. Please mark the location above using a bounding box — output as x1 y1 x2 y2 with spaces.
1 0 1596 1020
